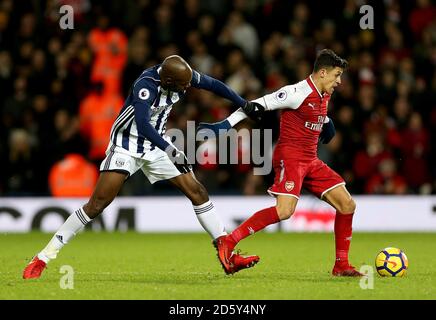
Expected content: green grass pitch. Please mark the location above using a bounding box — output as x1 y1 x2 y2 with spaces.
1 232 435 300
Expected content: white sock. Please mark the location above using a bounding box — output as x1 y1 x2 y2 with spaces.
38 208 91 263
193 201 226 240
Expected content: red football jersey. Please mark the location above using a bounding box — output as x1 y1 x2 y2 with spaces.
225 75 345 198
253 75 330 160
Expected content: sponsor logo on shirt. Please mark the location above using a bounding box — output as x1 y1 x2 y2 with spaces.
304 115 326 132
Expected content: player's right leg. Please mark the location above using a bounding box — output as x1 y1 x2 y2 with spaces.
223 195 298 253
220 157 303 269
169 172 260 275
23 171 128 279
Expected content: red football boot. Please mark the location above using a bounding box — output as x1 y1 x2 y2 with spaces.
213 235 236 274
23 256 47 279
227 252 260 274
213 235 259 275
332 262 364 277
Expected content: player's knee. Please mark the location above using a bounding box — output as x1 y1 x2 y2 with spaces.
337 197 356 214
275 204 296 220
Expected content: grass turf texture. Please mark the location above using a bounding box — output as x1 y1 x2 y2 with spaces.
1 232 435 300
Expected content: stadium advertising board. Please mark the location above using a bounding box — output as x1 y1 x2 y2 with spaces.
0 196 435 232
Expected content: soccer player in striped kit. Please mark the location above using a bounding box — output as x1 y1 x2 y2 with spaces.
199 49 363 276
23 55 259 279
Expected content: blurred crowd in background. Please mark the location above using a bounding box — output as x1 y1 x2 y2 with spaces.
0 0 434 197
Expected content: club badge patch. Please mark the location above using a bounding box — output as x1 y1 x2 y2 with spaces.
285 181 295 192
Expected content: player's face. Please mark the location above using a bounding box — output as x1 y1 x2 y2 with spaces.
164 70 192 93
322 67 343 94
172 78 191 93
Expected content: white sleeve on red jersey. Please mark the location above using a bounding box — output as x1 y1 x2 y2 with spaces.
252 80 313 111
227 108 248 126
226 80 313 127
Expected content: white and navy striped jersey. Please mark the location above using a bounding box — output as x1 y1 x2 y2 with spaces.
107 64 247 159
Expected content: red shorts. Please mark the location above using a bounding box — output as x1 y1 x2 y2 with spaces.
268 157 345 199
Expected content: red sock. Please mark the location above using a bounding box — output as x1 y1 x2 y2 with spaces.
334 212 354 265
229 207 280 245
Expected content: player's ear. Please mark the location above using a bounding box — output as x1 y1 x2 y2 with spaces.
319 68 326 78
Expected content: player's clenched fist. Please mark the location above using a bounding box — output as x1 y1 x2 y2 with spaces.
242 101 265 122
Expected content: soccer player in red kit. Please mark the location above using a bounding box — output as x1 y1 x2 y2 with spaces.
198 49 363 276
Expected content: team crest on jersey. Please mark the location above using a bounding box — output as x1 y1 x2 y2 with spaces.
275 90 287 101
115 158 125 167
285 181 295 192
138 88 150 100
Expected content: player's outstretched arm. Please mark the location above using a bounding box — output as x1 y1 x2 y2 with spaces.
191 71 246 108
197 83 307 137
197 107 248 138
197 99 267 138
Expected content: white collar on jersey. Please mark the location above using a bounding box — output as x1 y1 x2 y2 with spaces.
309 75 323 98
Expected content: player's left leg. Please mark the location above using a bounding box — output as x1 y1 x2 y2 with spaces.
142 150 227 241
304 159 362 277
23 149 142 280
216 157 304 273
169 172 259 274
322 185 363 277
143 150 258 274
23 171 129 279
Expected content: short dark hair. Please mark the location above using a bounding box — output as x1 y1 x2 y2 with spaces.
313 49 348 72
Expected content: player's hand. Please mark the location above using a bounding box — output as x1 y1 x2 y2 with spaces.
242 101 265 122
319 119 336 144
197 119 232 139
166 146 192 174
